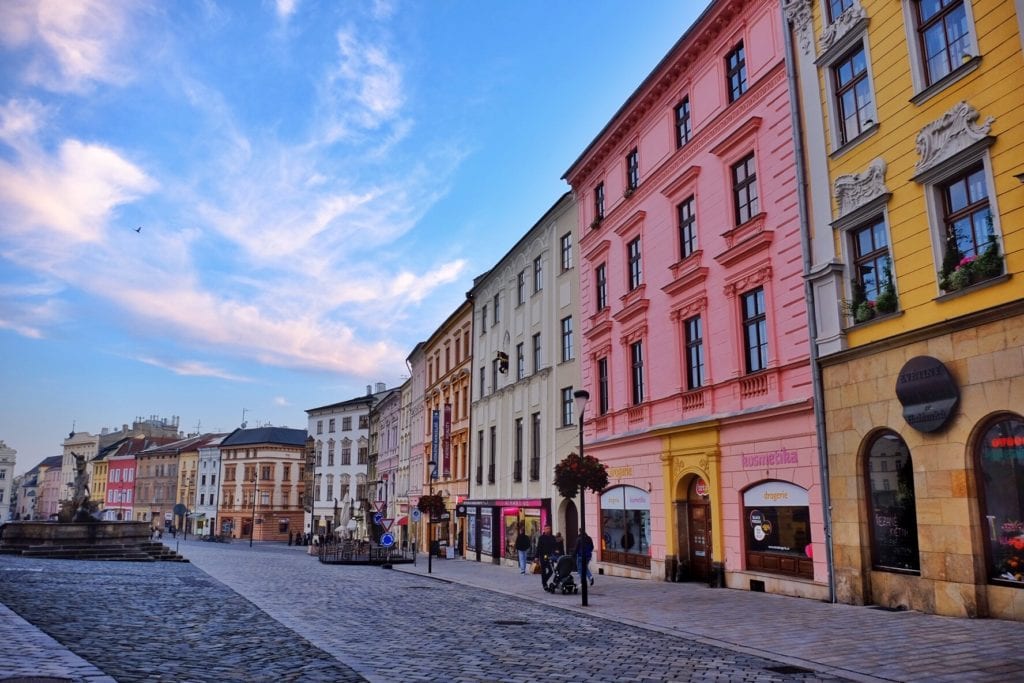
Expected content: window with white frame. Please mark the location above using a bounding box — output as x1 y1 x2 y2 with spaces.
532 333 542 372
533 255 543 293
517 270 526 305
630 341 645 405
493 293 500 324
516 342 525 380
627 238 642 290
626 148 639 192
595 263 608 311
902 0 978 99
675 96 692 148
732 153 759 225
726 42 747 103
562 387 575 427
598 357 609 415
594 182 605 220
560 232 573 271
678 196 697 259
742 288 768 373
684 315 705 390
561 316 574 362
832 45 875 146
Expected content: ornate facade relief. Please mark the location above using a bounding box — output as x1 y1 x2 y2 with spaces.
915 101 994 176
782 0 814 57
819 0 867 54
834 158 888 218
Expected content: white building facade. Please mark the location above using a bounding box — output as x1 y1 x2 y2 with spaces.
464 192 582 564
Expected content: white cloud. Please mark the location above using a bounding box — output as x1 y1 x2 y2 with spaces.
0 5 472 383
0 124 156 244
275 0 298 21
273 396 290 406
134 356 253 382
0 0 140 93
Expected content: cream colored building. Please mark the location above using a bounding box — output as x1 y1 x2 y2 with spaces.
464 192 582 564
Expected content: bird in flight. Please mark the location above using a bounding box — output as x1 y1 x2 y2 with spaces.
134 226 142 233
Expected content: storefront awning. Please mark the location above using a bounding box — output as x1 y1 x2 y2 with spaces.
395 515 409 526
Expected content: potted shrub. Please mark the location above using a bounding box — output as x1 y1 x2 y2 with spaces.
875 262 898 314
553 452 609 499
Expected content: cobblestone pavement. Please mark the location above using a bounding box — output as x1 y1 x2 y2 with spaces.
1 541 847 683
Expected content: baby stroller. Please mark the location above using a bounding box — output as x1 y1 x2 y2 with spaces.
545 554 578 594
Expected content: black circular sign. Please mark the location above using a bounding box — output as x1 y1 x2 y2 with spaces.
895 355 959 433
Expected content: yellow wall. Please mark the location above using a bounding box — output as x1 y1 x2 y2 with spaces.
91 460 109 510
661 423 720 561
819 0 1024 345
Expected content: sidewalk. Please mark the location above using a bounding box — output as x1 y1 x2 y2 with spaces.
395 555 1024 683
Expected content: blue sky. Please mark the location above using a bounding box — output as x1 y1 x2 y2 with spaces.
0 0 710 475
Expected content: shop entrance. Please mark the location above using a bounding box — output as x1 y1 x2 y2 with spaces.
676 476 711 581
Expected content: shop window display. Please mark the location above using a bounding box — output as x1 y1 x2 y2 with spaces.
742 481 813 578
977 415 1024 586
866 431 920 572
600 485 651 569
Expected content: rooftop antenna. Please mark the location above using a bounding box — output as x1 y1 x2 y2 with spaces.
241 408 248 429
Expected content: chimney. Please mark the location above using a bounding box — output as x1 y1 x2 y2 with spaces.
366 384 372 395
375 382 386 393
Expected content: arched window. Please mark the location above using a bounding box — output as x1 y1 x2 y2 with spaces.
976 414 1024 586
865 431 920 572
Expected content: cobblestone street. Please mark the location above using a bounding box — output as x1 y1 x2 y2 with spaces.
1 541 845 682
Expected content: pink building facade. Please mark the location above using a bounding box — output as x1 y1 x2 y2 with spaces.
105 455 137 521
564 0 828 599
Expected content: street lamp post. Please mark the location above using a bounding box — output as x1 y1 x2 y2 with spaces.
428 459 437 575
574 389 591 607
249 471 258 548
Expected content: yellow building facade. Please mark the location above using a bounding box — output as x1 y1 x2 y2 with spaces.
421 300 473 557
787 0 1024 619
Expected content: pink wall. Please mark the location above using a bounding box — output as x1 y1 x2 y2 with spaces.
567 0 823 586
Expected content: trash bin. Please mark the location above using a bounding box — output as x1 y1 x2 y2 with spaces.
708 561 725 588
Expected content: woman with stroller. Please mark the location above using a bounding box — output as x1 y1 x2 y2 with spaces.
575 529 594 586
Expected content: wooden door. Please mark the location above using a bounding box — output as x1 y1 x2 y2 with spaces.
688 503 711 581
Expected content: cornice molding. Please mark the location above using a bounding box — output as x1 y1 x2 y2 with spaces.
834 158 888 219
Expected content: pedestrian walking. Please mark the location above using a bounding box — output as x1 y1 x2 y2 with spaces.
287 531 293 546
554 532 565 556
575 528 594 586
536 525 557 589
514 524 531 574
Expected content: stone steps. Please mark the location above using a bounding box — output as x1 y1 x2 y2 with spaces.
13 542 189 563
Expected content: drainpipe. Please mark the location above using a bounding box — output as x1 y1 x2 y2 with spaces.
781 2 836 604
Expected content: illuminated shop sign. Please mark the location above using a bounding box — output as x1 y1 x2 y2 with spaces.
895 355 959 433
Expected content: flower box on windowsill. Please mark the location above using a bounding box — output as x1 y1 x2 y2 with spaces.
623 187 635 199
846 309 902 329
937 273 1011 302
589 217 603 230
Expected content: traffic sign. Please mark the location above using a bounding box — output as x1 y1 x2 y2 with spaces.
381 518 393 532
373 500 386 513
373 512 382 525
410 508 421 522
381 533 395 548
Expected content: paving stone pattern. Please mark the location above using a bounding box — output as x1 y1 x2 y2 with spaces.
0 543 842 683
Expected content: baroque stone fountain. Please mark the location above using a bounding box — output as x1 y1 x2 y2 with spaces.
0 454 186 562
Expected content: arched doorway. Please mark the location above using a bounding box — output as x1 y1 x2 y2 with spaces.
675 475 711 581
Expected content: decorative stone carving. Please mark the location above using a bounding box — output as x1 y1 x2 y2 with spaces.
915 102 994 175
834 158 888 217
819 0 867 54
783 0 814 57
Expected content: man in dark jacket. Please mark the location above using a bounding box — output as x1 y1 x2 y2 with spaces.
536 525 557 589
